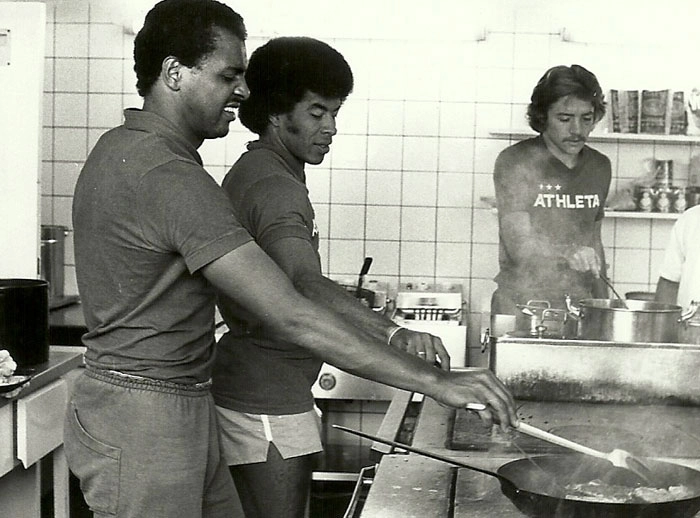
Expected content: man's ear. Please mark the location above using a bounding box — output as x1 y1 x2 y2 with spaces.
161 56 182 91
268 113 281 128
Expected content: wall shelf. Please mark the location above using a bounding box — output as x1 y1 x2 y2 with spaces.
605 210 679 220
490 129 700 145
484 204 681 221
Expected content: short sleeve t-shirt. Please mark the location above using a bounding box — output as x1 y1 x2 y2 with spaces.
212 141 321 415
494 135 611 299
659 205 700 308
73 109 252 383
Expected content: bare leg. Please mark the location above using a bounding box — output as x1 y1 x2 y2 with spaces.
230 443 315 518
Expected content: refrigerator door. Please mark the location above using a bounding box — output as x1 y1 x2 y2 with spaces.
0 3 45 278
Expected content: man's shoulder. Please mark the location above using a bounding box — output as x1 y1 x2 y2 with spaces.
679 205 700 225
498 136 541 157
495 137 542 170
95 124 194 173
584 144 612 165
228 147 289 180
224 148 301 196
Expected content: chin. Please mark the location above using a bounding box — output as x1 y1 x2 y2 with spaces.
307 155 326 166
210 126 231 139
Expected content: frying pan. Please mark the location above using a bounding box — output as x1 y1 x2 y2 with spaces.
334 425 700 518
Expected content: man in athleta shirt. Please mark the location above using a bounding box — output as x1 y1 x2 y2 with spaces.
492 64 611 315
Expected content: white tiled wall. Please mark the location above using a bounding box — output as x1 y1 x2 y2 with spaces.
39 0 700 356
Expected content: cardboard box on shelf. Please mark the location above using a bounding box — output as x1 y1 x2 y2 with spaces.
609 89 639 133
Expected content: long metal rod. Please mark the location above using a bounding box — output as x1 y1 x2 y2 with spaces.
332 424 498 479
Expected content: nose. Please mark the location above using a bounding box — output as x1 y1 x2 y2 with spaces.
570 117 583 135
234 78 250 101
321 114 337 136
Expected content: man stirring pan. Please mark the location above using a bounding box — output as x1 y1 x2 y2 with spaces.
492 65 612 317
211 36 455 517
66 2 516 517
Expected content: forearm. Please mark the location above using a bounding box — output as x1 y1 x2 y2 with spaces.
284 303 442 392
591 229 608 297
500 213 571 265
204 244 441 396
293 273 396 343
655 277 679 305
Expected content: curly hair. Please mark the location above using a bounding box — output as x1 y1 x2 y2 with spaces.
133 0 247 97
239 37 354 135
527 64 606 133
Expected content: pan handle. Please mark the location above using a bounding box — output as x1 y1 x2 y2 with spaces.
332 424 500 479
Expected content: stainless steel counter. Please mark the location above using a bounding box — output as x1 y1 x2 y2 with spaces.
360 397 700 517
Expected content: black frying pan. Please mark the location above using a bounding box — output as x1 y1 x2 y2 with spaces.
334 425 700 518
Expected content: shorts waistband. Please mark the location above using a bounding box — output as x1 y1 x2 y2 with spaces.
84 363 212 395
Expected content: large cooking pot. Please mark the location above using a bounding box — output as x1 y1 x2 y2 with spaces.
679 302 700 345
566 298 682 343
337 425 700 518
40 224 69 301
0 279 49 369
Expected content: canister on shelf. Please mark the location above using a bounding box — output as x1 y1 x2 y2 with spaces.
687 186 700 209
634 185 655 212
655 187 672 212
672 186 687 213
654 159 674 188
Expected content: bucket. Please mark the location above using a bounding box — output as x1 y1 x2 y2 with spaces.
0 279 49 369
40 225 68 301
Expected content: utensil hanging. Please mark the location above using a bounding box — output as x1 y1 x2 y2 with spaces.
356 257 373 299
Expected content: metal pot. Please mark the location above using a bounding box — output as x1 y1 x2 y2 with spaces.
0 279 49 369
40 224 69 301
625 291 656 302
679 301 700 344
566 297 682 343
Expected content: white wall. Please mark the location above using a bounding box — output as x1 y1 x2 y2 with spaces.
37 0 700 358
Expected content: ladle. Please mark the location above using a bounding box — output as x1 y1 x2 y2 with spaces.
517 422 652 483
599 273 629 309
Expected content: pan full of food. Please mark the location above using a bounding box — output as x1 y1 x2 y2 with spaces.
335 425 700 518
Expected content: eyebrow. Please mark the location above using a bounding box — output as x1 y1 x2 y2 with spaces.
555 109 594 116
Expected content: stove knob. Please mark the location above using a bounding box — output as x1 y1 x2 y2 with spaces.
318 373 336 391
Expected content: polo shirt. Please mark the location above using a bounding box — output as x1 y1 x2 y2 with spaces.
73 109 252 383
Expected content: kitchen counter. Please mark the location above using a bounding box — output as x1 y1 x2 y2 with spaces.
1 346 84 518
360 397 700 517
1 346 84 409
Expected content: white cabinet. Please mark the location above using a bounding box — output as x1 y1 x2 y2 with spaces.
16 379 68 468
0 403 13 476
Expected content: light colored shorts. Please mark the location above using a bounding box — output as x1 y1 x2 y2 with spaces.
216 405 323 465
